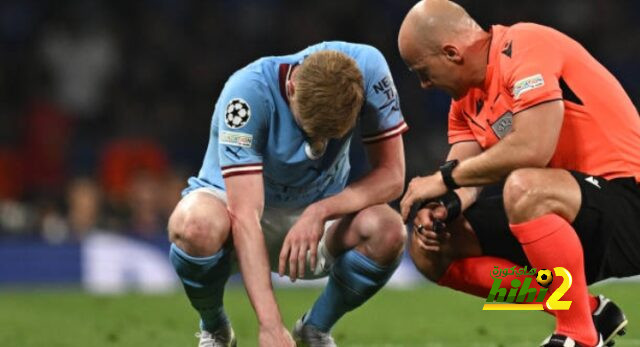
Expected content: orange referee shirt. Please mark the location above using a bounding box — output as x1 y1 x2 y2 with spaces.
448 23 640 182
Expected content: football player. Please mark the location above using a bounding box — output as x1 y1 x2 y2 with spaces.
168 42 409 346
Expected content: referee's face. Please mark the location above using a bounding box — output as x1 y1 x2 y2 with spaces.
404 46 466 100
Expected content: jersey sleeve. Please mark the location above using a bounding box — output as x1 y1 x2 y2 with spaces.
215 72 270 178
358 45 409 144
447 101 475 144
501 26 564 114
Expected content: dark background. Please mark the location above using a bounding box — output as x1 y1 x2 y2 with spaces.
1 0 638 242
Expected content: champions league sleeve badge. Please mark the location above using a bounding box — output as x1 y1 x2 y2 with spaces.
225 98 251 129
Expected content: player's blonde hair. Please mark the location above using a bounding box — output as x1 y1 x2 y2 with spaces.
293 50 364 152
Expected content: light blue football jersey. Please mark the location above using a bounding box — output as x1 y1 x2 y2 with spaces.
185 41 407 208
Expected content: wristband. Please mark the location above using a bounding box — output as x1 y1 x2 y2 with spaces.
417 190 462 225
437 190 462 223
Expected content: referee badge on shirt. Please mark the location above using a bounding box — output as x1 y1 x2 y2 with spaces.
225 98 251 129
491 112 513 139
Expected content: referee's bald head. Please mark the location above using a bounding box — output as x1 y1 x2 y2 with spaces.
398 0 491 98
398 0 481 53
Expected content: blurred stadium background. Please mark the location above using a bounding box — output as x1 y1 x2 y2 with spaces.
1 0 639 346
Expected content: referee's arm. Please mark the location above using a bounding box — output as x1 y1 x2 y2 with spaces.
446 140 483 211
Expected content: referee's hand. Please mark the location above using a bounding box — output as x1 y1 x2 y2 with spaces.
412 202 450 252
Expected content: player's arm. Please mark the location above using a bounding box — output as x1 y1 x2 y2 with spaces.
279 45 405 280
278 135 405 281
215 74 292 342
313 44 406 216
312 134 405 220
225 173 285 331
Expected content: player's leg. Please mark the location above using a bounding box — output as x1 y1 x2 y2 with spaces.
167 188 235 344
301 204 406 333
504 168 597 346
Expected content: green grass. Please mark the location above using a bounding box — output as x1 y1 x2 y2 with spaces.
1 283 639 346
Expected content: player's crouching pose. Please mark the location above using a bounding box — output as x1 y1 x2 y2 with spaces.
168 41 408 347
398 1 639 346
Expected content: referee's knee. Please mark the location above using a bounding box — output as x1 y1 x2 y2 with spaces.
503 168 546 222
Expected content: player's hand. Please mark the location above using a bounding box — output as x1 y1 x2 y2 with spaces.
400 172 448 222
278 207 324 281
412 202 450 252
259 325 296 347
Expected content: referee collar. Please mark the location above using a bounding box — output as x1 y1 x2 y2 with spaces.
484 25 508 92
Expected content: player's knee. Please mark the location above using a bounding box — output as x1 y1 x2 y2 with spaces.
168 208 230 256
380 219 407 259
353 206 406 264
408 237 449 282
503 169 547 219
354 207 385 238
356 206 403 238
371 210 405 248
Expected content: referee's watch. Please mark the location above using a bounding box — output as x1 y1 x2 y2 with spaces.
440 159 460 190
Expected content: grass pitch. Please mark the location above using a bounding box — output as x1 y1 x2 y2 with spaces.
1 283 638 346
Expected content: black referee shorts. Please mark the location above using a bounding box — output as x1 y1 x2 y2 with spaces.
464 171 640 284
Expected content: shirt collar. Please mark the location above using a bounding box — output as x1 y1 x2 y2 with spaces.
484 25 507 91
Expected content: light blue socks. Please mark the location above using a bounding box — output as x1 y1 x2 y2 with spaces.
305 249 399 332
169 243 231 331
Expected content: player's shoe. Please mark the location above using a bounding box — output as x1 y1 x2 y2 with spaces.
540 333 603 347
593 295 628 346
195 324 237 347
293 314 337 347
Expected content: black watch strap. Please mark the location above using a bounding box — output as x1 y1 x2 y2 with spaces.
440 159 460 190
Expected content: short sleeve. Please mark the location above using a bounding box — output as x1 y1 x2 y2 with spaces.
215 72 270 178
447 101 475 144
501 26 563 114
358 45 409 144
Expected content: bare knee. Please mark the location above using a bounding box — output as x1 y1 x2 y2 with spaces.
409 236 450 282
354 206 407 265
503 168 554 223
168 196 231 257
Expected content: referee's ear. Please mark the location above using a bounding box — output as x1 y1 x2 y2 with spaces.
443 45 462 63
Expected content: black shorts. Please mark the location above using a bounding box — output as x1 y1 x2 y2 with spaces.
464 171 640 284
